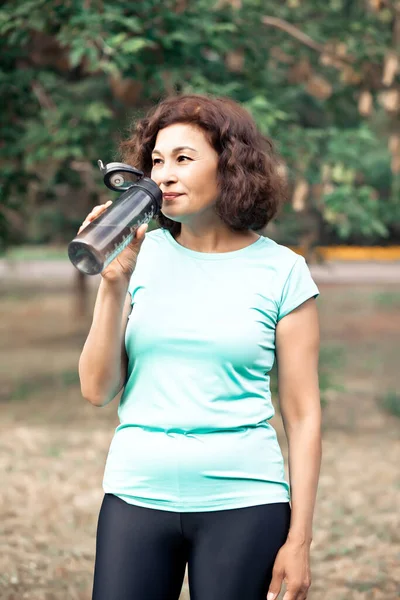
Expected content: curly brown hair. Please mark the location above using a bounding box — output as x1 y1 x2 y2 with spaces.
119 94 287 238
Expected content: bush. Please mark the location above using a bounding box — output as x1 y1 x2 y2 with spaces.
377 390 400 418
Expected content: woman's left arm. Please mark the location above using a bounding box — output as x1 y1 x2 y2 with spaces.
267 297 322 600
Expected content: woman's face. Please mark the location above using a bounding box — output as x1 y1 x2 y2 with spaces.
151 123 219 224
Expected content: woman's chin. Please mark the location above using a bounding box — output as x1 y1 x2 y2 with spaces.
160 209 182 222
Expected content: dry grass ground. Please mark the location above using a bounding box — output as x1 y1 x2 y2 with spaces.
0 281 399 599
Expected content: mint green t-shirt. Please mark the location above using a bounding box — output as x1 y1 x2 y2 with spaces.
102 228 319 512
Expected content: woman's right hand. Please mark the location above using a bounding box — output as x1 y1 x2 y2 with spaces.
77 200 148 284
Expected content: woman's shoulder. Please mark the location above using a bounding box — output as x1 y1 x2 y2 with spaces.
140 227 166 252
143 227 165 241
259 235 304 268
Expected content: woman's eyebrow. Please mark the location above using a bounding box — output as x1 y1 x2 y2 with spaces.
152 146 197 155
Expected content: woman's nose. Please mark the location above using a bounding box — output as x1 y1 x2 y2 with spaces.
163 167 178 183
154 167 178 186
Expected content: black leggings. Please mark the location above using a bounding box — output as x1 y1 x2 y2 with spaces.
92 493 291 600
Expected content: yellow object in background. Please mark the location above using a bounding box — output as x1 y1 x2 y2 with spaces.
289 246 400 261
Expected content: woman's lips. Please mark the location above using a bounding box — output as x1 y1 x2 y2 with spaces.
163 194 182 202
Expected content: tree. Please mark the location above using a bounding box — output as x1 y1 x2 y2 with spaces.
1 0 399 259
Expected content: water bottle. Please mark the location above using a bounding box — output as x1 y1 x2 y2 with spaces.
68 160 162 275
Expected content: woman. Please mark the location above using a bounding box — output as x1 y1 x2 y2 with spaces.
79 94 322 600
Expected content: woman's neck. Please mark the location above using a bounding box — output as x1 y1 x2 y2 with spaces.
174 228 260 254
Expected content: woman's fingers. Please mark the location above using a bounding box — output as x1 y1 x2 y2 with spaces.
136 223 148 238
88 200 112 220
77 200 113 234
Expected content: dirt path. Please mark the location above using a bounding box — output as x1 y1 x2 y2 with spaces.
1 258 400 284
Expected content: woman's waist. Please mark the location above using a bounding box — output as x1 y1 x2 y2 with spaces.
115 420 273 434
117 402 275 432
103 424 288 503
106 424 284 474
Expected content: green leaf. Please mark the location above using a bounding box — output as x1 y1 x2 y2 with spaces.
122 38 156 54
69 46 86 68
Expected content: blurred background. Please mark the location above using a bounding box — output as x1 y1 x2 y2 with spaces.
0 1 399 599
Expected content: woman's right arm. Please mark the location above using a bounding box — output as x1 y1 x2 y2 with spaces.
79 279 132 407
76 201 148 407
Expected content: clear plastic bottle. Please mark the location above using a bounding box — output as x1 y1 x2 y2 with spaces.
68 175 162 275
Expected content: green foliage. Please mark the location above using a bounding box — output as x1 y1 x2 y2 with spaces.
372 290 400 309
0 0 399 248
6 370 80 402
318 345 346 408
270 343 345 409
323 185 387 239
377 390 400 419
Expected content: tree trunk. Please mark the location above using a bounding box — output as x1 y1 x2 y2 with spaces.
74 268 88 319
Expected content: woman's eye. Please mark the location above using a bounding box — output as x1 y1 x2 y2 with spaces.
152 156 191 165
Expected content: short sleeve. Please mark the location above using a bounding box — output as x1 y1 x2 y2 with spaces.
128 270 138 298
277 255 320 321
127 266 144 305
